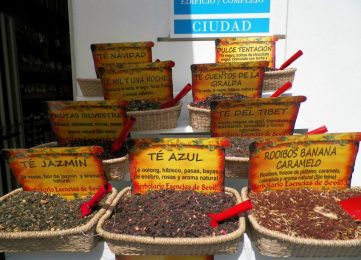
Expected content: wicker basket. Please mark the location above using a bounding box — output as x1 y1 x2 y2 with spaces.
127 103 182 131
102 155 129 181
187 104 210 130
33 142 129 181
77 78 103 96
263 68 297 92
97 187 245 255
225 156 249 178
241 187 361 257
0 187 117 252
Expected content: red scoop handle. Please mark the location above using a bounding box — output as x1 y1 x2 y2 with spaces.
270 82 292 97
160 83 192 109
339 195 361 221
81 183 112 217
306 125 328 135
208 200 253 228
111 117 136 153
279 50 303 70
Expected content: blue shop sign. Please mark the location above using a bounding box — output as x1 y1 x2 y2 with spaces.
174 18 269 34
174 0 270 15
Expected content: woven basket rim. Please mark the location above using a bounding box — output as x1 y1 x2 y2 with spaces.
127 102 182 116
225 156 248 162
186 104 210 113
265 67 297 75
241 186 361 247
103 154 128 164
97 186 245 245
0 187 117 239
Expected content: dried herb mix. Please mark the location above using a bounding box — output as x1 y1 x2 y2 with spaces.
0 191 97 232
104 189 239 238
126 100 161 111
64 139 127 160
191 94 246 109
249 188 361 240
225 137 256 158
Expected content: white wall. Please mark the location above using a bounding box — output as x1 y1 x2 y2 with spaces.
286 0 361 133
71 0 158 78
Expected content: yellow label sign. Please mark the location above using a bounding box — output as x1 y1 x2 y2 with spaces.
91 41 153 77
191 62 267 102
248 133 361 192
128 138 230 194
100 61 174 103
2 146 107 199
210 96 306 137
215 36 278 67
47 101 127 144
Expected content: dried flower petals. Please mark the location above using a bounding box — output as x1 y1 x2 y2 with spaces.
249 189 361 240
104 189 239 238
225 137 256 158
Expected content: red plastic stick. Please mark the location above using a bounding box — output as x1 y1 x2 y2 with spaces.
270 82 292 97
208 200 253 228
306 125 328 135
80 183 112 217
160 83 192 109
111 117 136 153
279 50 303 70
339 195 361 221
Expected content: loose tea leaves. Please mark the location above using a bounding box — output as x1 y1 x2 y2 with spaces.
126 100 161 111
249 189 361 240
104 189 239 238
191 94 246 109
0 191 98 232
225 137 256 158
